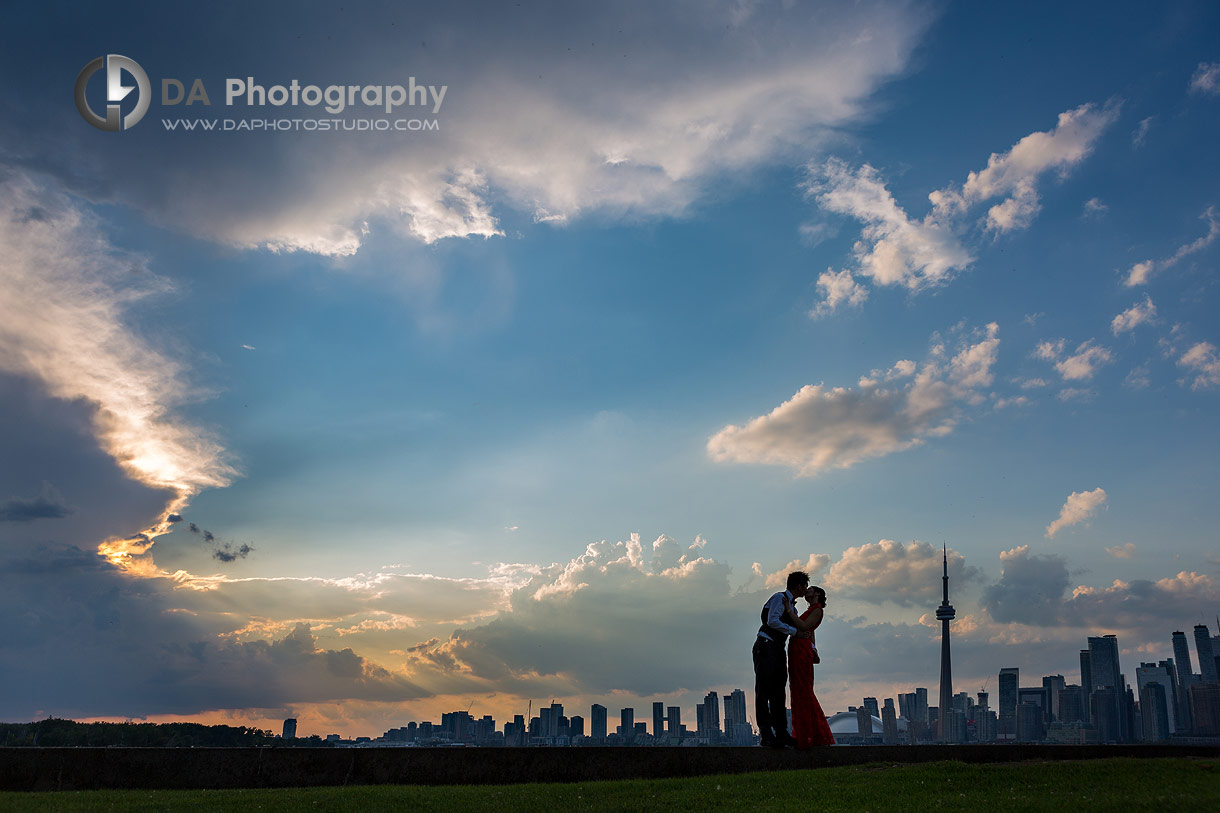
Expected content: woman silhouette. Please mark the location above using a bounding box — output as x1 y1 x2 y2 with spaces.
784 586 835 748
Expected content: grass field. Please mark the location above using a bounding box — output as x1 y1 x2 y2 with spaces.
2 757 1217 811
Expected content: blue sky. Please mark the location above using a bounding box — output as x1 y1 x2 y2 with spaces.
2 1 1219 736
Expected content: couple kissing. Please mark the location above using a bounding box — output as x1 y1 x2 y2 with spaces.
752 570 835 748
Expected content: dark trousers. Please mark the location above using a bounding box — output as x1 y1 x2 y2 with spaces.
752 637 788 742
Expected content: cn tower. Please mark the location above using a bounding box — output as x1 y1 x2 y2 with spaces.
936 544 956 742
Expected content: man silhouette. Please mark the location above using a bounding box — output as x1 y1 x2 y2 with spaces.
753 570 810 748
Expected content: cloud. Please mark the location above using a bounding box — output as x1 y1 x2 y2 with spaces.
982 547 1220 635
825 540 981 607
1105 543 1136 559
1036 338 1114 381
804 159 973 294
1111 296 1157 334
0 481 71 522
1083 197 1108 218
807 102 1116 313
707 323 1000 476
214 543 254 563
981 546 1072 625
1124 206 1220 286
810 268 869 318
1178 341 1220 389
928 101 1120 233
762 554 832 589
0 168 236 569
1045 487 1108 538
31 4 931 258
1132 117 1153 147
1190 61 1220 95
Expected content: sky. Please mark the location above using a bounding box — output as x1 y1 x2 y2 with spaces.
1 1 1219 738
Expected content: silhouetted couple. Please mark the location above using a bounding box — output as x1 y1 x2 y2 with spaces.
753 570 835 748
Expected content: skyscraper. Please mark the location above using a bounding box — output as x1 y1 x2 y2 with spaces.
881 698 898 744
1079 649 1093 722
1195 624 1218 684
666 706 681 737
998 668 1019 740
935 544 956 742
1139 681 1170 742
619 707 635 740
1135 662 1177 733
1172 630 1195 679
1088 635 1122 692
724 689 748 735
1042 675 1065 721
652 701 665 737
591 704 607 740
703 691 721 738
282 718 297 739
1172 631 1195 732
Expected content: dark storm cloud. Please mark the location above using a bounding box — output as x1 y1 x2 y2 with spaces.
0 481 71 522
188 522 200 534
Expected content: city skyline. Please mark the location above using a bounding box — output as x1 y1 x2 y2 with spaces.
2 2 1220 739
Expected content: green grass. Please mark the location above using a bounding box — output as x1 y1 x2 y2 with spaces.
2 758 1217 811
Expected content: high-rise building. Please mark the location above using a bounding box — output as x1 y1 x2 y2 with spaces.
898 692 911 721
1017 686 1049 725
725 689 748 734
1189 683 1220 736
1057 685 1086 723
998 668 1019 740
1015 702 1044 742
282 718 297 739
935 545 956 743
1135 662 1178 733
548 703 563 737
881 698 899 744
1139 682 1170 742
569 715 584 738
666 706 681 737
856 706 873 736
1091 687 1120 742
1042 675 1065 721
652 702 665 737
1088 635 1122 692
591 704 607 740
1195 625 1218 684
703 691 721 738
1172 631 1195 733
861 697 878 718
1079 649 1093 722
1088 635 1123 738
619 707 635 740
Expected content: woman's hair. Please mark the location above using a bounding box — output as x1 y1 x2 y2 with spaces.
809 585 827 605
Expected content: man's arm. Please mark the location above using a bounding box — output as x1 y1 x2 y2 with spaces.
765 592 799 636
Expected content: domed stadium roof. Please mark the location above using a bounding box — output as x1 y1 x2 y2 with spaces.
825 711 907 733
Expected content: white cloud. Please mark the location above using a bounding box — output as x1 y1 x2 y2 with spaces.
1036 338 1114 381
1190 61 1220 95
1083 197 1109 218
1045 487 1108 538
805 103 1116 314
805 159 973 292
1178 341 1220 389
1124 206 1220 286
929 102 1120 232
1111 296 1157 334
825 540 981 607
707 324 999 475
0 168 236 569
762 553 832 589
1124 364 1151 390
1131 116 1153 147
1105 543 1136 559
42 4 932 258
810 268 869 318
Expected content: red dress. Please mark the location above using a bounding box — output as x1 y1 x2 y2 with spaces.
787 605 835 747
